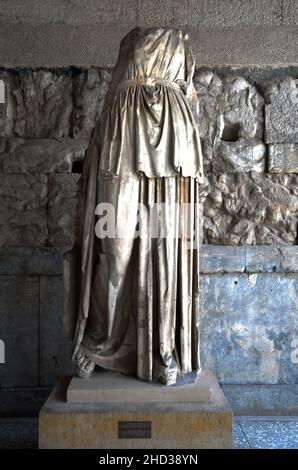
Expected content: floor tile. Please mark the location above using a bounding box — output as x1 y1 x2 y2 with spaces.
233 422 251 449
241 421 298 449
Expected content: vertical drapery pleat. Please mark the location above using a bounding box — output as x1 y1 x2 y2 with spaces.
77 174 201 385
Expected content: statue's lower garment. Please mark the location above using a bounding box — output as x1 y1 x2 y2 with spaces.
78 174 201 385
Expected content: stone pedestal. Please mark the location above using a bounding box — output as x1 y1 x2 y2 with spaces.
39 371 233 449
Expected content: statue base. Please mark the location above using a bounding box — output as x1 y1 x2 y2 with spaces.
67 369 213 403
39 371 233 449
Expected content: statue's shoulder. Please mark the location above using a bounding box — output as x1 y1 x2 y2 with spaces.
120 27 190 48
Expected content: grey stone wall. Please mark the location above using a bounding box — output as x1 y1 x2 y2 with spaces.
0 1 298 67
0 0 297 415
0 64 297 416
0 245 297 416
0 67 297 247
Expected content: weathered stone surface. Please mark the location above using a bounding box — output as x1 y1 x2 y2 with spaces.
48 174 82 246
0 174 48 246
39 374 232 449
200 273 298 384
1 24 297 69
246 246 298 273
269 143 298 173
213 138 265 174
284 0 298 26
68 370 212 403
0 0 294 28
2 383 298 417
265 77 298 144
200 245 298 273
7 70 73 138
174 0 284 27
0 68 110 139
3 68 298 177
0 0 136 26
0 247 65 275
0 0 65 24
200 246 246 273
211 65 298 86
202 172 298 245
72 68 110 139
223 384 298 416
0 138 88 173
194 72 264 172
65 0 135 26
0 275 39 387
220 76 264 140
137 0 174 25
39 276 73 387
194 71 224 170
0 71 12 136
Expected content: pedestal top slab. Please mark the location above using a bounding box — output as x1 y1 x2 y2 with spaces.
67 370 212 403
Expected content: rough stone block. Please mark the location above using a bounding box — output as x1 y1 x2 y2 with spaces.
39 276 73 387
39 373 232 449
0 247 65 275
48 174 82 247
200 273 298 384
203 173 298 245
221 76 264 139
269 143 298 173
0 138 88 173
213 138 265 174
194 72 264 171
1 68 110 139
245 246 298 273
200 245 246 273
72 68 110 138
0 275 39 387
265 78 298 144
8 70 73 138
0 174 48 247
222 384 298 416
0 71 12 137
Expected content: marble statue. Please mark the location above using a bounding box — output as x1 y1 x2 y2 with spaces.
64 27 204 386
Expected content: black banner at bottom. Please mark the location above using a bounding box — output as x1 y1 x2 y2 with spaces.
0 449 298 467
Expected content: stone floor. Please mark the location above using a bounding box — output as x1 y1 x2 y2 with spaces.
0 417 297 449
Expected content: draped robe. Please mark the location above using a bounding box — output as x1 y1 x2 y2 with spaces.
64 27 204 385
